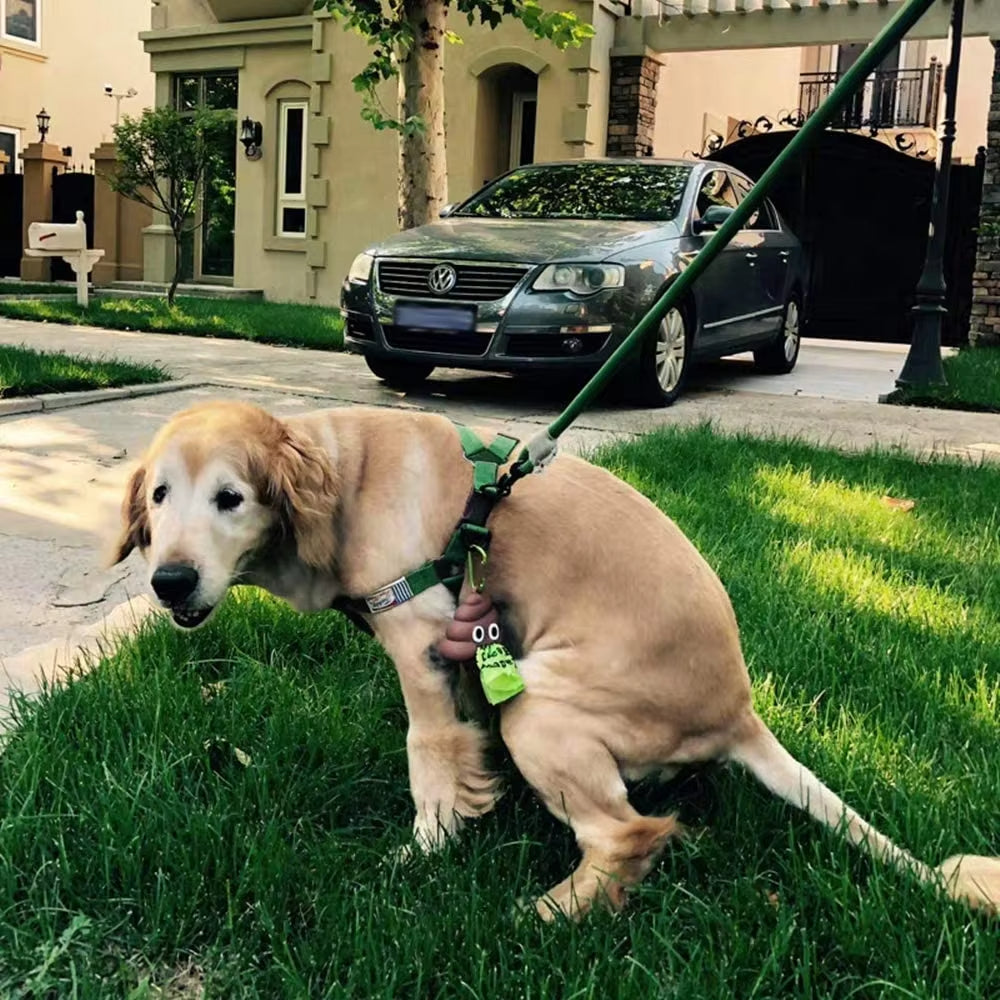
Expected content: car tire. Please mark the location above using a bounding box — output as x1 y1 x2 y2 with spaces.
364 355 435 389
632 300 693 407
753 296 802 375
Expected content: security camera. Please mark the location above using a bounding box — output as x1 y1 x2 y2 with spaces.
104 84 113 95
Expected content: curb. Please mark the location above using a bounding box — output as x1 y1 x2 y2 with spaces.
0 379 207 417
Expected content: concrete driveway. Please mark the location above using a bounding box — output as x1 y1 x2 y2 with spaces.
1 318 997 712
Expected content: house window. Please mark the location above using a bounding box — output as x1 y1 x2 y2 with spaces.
509 92 537 170
277 100 307 237
2 0 40 45
0 127 19 174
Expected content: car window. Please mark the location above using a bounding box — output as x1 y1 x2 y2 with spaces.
457 162 692 222
695 170 740 220
731 174 779 231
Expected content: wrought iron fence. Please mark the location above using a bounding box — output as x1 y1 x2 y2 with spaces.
799 63 943 132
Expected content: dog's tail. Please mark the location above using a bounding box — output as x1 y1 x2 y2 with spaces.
729 715 1000 913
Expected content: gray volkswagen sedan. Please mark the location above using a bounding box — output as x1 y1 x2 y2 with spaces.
340 158 806 406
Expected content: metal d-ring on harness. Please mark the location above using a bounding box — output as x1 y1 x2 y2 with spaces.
332 0 937 634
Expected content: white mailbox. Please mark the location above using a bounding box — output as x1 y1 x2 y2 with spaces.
23 210 104 307
28 213 87 252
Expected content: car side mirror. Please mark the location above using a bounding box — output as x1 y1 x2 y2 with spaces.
693 204 734 235
440 203 457 219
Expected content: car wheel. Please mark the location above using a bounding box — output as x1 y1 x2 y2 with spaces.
753 296 801 375
364 355 435 389
633 302 692 407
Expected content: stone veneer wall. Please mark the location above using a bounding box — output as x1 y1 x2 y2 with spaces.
606 56 659 157
971 41 1000 347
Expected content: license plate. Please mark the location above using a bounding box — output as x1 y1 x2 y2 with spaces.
394 301 477 333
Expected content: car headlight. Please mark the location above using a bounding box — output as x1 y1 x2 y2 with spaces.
348 253 374 284
532 263 625 296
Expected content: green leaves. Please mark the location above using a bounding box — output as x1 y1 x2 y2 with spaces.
314 0 593 135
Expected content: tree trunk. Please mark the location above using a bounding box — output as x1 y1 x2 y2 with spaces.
397 0 448 230
168 226 182 307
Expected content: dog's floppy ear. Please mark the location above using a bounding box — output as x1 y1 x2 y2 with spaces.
257 423 339 569
109 463 150 565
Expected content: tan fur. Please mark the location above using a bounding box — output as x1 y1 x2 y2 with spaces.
115 400 1000 921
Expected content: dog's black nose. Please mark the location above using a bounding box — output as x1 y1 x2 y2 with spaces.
151 563 199 605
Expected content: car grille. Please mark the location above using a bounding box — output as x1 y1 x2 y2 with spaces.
383 325 491 356
377 260 530 302
504 333 610 358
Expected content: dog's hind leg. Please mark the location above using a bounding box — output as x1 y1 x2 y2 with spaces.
501 703 680 922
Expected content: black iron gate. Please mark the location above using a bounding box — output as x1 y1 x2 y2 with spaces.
50 168 95 282
712 130 983 346
0 173 23 278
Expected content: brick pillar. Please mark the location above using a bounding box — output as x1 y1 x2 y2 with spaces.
971 41 1000 347
19 142 69 281
90 142 151 286
606 55 660 158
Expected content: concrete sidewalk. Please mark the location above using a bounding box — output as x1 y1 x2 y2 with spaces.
2 317 999 717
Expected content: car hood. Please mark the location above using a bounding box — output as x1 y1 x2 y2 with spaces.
367 218 679 263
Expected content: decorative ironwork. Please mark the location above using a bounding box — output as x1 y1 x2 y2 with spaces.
694 108 936 162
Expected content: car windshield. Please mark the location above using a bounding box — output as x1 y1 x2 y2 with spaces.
456 163 692 222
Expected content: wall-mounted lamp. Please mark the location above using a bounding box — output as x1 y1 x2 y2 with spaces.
36 108 51 143
240 117 263 160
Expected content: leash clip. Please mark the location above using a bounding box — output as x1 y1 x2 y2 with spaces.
466 544 489 593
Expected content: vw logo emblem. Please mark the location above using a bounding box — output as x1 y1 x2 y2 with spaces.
427 263 458 295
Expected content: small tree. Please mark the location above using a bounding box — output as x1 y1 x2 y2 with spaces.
107 107 233 306
317 0 594 230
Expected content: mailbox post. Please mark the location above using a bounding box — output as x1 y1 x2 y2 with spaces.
24 211 105 306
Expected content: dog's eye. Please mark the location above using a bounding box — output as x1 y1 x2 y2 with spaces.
152 484 168 505
215 488 244 512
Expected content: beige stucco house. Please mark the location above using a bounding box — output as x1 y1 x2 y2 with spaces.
138 0 998 307
0 0 153 172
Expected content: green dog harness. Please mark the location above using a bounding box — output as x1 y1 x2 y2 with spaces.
330 424 522 632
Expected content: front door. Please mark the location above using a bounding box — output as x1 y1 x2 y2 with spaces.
175 72 238 283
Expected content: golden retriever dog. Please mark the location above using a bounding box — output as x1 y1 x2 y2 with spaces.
112 399 1000 920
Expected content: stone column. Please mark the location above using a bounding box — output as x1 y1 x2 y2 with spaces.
19 142 69 281
605 55 660 158
971 41 1000 347
90 142 152 286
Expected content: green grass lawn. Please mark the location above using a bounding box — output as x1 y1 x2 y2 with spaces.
0 343 167 398
887 344 1000 412
0 296 344 351
2 425 1000 997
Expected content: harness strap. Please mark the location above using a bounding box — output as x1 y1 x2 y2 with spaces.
330 425 519 631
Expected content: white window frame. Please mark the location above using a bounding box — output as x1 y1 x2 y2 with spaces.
1 0 41 47
508 92 537 171
0 126 20 174
277 99 308 239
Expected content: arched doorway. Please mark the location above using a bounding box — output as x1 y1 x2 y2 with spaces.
472 63 539 189
711 130 984 345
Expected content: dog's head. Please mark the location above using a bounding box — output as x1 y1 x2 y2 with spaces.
111 401 338 629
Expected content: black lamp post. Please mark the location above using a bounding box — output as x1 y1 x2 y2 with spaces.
895 0 966 389
36 108 51 143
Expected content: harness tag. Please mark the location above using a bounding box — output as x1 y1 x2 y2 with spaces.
364 577 415 613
